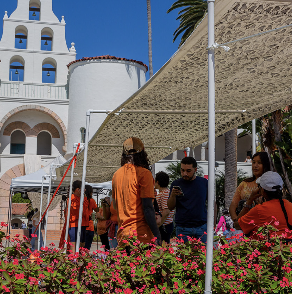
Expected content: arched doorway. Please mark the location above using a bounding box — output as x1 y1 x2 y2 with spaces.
37 131 51 155
10 130 26 154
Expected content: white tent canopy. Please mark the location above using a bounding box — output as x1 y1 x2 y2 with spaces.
11 156 67 193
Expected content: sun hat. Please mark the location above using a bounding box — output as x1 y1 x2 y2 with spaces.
123 137 144 155
257 171 283 191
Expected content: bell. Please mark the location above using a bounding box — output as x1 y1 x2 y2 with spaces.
32 11 36 17
19 39 23 44
15 69 19 75
47 71 50 77
44 40 48 46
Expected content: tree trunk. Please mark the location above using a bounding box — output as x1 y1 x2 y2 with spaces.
272 110 292 196
147 0 153 78
224 128 237 209
261 117 276 171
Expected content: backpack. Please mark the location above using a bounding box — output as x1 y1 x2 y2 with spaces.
225 215 233 230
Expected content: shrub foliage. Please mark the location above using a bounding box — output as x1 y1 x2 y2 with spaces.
0 222 292 293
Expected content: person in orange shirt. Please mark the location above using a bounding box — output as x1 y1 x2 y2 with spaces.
84 185 99 250
69 180 89 253
96 206 110 250
112 137 161 246
102 196 118 249
237 171 292 239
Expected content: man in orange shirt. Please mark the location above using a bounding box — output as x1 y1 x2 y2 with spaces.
69 180 89 253
112 137 161 246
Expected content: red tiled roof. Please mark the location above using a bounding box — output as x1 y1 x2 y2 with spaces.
67 55 148 71
12 203 30 215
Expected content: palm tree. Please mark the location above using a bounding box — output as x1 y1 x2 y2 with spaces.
167 0 207 47
147 0 153 78
224 129 238 210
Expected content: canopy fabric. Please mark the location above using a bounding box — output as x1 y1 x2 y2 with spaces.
57 0 292 183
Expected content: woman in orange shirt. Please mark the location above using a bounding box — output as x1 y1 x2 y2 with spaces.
237 171 292 239
102 196 118 249
84 185 99 250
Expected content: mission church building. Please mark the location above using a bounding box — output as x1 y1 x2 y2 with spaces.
0 0 148 235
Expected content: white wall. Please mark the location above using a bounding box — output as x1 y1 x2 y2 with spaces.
67 59 147 152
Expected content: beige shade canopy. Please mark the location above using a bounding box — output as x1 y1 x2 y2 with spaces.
57 0 292 183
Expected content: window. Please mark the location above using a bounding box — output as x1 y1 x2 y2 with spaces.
37 131 51 155
29 0 40 21
10 130 25 154
41 28 53 51
42 58 56 83
10 56 25 82
80 127 86 143
15 26 28 49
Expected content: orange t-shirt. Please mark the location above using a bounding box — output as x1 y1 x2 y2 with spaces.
238 199 292 239
110 201 118 223
69 194 89 228
86 198 98 231
112 163 155 245
96 208 107 235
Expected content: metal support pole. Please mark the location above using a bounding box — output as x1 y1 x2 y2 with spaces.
38 176 45 251
205 1 215 293
64 144 78 249
76 111 91 252
252 119 256 155
5 189 13 248
44 171 52 246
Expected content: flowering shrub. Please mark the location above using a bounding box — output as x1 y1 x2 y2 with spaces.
0 223 292 293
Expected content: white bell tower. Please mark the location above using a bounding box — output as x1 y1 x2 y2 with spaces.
0 0 76 84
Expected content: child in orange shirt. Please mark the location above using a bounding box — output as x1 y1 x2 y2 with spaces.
68 180 89 253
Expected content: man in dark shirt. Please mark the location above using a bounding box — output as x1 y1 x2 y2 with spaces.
167 157 208 243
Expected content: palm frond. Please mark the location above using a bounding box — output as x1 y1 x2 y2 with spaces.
167 0 207 47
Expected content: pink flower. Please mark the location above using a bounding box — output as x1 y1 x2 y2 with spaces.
12 259 18 265
15 273 25 279
248 220 255 224
31 234 37 238
70 279 77 286
274 221 279 226
49 242 55 246
2 285 10 292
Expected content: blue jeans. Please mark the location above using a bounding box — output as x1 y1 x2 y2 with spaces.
84 230 94 250
176 223 207 244
108 224 118 249
31 226 44 251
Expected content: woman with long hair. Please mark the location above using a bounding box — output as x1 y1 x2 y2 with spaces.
237 171 292 239
229 152 271 223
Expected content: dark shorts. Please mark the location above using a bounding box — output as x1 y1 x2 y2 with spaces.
69 226 87 243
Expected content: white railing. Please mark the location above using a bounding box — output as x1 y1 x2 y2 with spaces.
0 81 68 100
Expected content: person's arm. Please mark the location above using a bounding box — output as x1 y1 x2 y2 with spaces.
142 198 161 245
229 183 244 222
95 211 104 220
234 188 261 229
160 209 170 226
102 202 111 220
167 187 181 210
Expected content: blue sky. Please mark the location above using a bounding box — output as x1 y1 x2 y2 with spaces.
0 0 181 79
